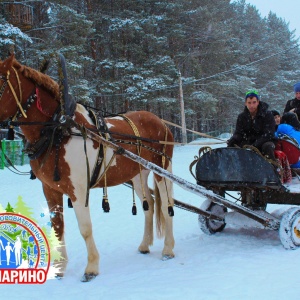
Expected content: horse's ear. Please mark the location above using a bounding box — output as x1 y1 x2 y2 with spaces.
0 53 15 72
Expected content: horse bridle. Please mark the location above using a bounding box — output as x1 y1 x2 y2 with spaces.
0 67 28 120
0 75 7 100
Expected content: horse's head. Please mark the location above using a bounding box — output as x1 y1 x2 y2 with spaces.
0 54 60 123
0 54 29 121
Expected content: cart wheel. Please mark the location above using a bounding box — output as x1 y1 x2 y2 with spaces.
198 200 227 235
279 207 300 250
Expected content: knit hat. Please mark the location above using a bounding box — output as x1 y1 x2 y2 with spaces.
245 89 260 100
281 112 300 130
293 82 300 93
271 110 280 117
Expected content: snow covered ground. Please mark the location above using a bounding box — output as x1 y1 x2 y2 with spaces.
1 139 300 299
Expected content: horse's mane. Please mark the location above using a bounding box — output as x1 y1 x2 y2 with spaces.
13 59 60 100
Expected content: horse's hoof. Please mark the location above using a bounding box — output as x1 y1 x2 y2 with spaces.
139 250 150 254
55 274 63 280
162 254 174 261
81 273 98 282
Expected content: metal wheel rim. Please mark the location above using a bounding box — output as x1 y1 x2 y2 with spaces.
291 215 300 246
207 203 226 231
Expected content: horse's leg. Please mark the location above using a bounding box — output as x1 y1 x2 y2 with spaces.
131 169 154 254
71 194 99 281
154 164 175 259
42 183 68 277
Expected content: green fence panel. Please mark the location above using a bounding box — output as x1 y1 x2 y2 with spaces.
0 140 29 169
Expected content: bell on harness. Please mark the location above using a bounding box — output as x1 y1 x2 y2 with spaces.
6 126 14 140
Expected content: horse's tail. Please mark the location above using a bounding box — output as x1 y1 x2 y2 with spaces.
154 179 165 239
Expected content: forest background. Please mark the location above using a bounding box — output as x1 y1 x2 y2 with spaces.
1 0 300 142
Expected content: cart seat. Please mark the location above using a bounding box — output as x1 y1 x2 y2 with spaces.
195 147 282 189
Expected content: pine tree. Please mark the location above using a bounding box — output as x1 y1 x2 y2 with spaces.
2 0 300 135
0 16 33 58
14 195 36 221
47 227 64 263
5 202 14 212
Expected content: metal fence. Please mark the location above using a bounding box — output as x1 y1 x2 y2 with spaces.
0 140 29 169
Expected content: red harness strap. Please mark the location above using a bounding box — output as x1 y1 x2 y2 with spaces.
36 87 52 117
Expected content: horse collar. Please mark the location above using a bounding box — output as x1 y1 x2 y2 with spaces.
13 90 37 122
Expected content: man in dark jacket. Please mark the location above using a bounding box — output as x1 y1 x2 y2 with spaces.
227 90 276 160
284 82 300 119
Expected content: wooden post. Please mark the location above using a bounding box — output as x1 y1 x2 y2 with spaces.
179 71 187 144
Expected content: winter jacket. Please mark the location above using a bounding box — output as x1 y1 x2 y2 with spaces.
284 98 300 120
227 101 275 150
276 124 300 142
276 123 300 168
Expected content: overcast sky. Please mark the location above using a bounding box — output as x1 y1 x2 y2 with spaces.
244 0 300 38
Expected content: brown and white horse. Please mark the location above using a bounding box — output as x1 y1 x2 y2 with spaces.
0 54 175 281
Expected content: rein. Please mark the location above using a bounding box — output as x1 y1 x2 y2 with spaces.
0 119 172 160
0 120 58 128
70 131 172 161
0 142 30 176
0 117 173 161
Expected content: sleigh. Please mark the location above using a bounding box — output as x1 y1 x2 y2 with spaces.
186 146 300 249
2 54 300 283
127 144 300 251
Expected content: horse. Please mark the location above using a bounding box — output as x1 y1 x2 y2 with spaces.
0 54 175 281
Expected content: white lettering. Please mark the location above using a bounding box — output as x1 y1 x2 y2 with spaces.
0 269 46 284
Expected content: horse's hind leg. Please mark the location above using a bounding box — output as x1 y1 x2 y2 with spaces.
42 183 68 277
131 169 154 254
72 195 99 281
154 165 175 259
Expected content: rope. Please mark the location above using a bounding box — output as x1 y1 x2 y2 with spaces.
161 119 226 142
6 69 27 119
0 118 226 146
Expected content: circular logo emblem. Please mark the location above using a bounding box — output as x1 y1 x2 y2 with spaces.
0 213 50 284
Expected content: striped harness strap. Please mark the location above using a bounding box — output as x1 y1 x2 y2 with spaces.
120 114 149 210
